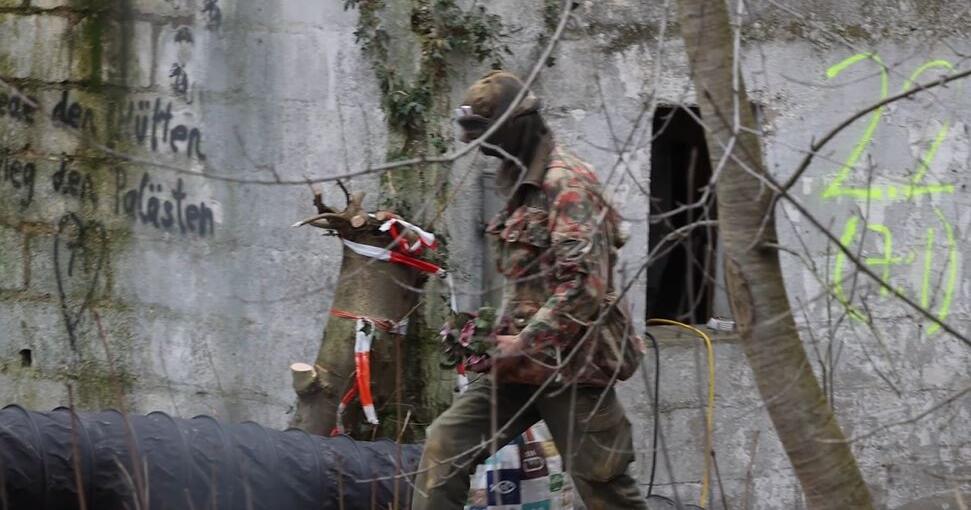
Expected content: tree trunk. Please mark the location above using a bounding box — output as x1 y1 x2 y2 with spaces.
289 194 426 440
290 238 422 438
675 1 874 508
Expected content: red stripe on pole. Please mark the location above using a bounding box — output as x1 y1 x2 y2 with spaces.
355 352 374 409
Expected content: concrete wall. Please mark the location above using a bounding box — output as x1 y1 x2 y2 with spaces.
0 0 390 425
1 0 968 508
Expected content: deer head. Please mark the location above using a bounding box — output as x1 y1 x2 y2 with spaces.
291 184 428 250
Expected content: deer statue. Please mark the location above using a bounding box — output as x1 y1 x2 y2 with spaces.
288 185 441 439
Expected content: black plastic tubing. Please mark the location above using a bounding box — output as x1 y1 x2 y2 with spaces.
0 405 422 510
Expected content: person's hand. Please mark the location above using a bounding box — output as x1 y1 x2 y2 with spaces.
468 335 524 374
492 334 533 381
494 335 524 358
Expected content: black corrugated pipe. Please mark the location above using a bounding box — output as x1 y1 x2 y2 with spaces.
0 405 422 510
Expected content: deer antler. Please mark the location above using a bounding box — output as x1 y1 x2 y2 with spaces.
336 179 352 208
292 189 368 230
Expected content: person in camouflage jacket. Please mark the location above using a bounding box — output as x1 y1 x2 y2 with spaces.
412 70 649 510
483 143 645 388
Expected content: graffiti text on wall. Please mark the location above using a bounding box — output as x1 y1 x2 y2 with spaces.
0 149 37 209
201 0 222 30
0 149 216 237
53 90 207 160
54 212 108 351
1 82 216 237
116 170 215 236
0 91 39 125
824 53 960 334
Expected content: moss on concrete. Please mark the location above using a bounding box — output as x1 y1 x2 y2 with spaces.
827 21 871 40
0 13 18 77
68 359 135 409
0 355 135 411
0 0 142 413
81 13 106 83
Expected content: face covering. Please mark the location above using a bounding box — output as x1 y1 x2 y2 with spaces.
456 71 554 199
456 71 546 157
456 110 539 158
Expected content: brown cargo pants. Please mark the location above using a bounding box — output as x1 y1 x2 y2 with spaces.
412 376 649 510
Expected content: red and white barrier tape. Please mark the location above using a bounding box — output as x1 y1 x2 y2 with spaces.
332 385 358 436
330 314 401 436
342 239 446 277
329 216 470 428
354 318 379 425
377 216 438 253
330 308 408 336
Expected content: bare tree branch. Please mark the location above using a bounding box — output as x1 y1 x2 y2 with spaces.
820 384 970 444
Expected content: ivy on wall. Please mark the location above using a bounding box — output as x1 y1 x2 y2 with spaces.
345 0 509 152
538 0 561 66
340 0 512 434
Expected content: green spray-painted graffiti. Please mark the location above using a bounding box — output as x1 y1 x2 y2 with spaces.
824 53 961 334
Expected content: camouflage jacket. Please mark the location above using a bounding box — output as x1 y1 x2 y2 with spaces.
485 141 645 387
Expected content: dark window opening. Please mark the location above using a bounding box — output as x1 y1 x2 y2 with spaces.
19 349 32 368
646 106 718 324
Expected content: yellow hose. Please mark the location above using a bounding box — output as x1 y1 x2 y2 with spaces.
647 318 716 509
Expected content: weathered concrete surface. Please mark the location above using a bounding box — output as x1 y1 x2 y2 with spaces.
0 0 388 427
1 1 968 509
